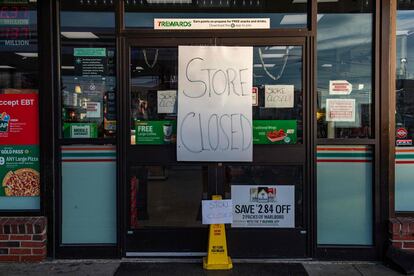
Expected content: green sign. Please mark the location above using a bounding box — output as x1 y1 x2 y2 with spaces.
0 145 39 197
63 123 98 138
135 120 176 145
74 48 106 57
253 120 297 144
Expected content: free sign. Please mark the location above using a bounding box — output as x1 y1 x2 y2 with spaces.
329 80 352 95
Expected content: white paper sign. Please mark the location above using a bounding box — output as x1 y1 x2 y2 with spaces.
265 85 294 108
329 80 352 95
202 199 233 225
177 46 253 162
232 185 295 228
326 98 356 122
154 18 270 30
252 87 258 106
86 102 101 118
157 90 177 114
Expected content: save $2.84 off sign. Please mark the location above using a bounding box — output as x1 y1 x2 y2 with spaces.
231 185 295 228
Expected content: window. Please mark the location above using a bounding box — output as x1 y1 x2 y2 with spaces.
130 46 303 146
60 0 116 139
317 0 373 139
316 0 374 246
59 0 117 245
0 1 40 210
125 0 308 29
395 1 414 211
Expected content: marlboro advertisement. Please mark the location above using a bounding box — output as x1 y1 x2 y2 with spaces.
0 94 39 197
232 185 295 228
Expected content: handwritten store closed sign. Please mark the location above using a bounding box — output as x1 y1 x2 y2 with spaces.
177 46 253 161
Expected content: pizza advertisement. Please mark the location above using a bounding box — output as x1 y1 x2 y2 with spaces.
0 93 40 197
0 146 40 197
252 120 297 145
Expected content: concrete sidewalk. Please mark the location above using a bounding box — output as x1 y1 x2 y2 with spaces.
0 260 404 276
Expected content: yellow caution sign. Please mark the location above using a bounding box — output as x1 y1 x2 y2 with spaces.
203 195 233 270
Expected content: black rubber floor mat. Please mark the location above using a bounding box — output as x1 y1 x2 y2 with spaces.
114 262 308 276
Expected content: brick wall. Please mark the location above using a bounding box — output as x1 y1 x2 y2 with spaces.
0 217 47 262
390 217 414 251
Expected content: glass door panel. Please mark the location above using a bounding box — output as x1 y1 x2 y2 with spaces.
123 38 308 257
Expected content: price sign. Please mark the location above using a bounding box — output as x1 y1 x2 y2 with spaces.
0 3 32 47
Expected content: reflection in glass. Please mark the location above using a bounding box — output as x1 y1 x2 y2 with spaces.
253 46 303 143
129 165 208 228
125 0 308 29
60 1 117 138
130 46 303 145
395 2 414 211
317 9 373 138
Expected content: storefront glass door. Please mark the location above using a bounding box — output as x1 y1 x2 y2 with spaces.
123 37 309 258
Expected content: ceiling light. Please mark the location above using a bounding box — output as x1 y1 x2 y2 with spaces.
260 54 285 58
61 66 75 70
146 0 192 3
280 14 323 25
0 65 14 69
15 52 38 58
254 64 275 68
292 0 338 3
321 64 332 68
268 46 287 50
397 30 409 36
61 32 99 39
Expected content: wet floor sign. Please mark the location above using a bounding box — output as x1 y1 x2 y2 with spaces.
203 195 233 270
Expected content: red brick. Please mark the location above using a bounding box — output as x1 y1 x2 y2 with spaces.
0 235 9 240
0 255 19 262
20 255 44 262
0 242 19 247
32 234 46 241
390 218 401 234
20 241 45 248
392 234 414 241
393 242 403 248
26 224 33 234
9 235 31 241
9 248 31 255
32 248 46 256
403 242 414 249
10 225 18 234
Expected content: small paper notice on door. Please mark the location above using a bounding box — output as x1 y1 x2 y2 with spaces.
202 199 233 225
157 90 177 114
86 102 101 118
326 98 356 122
265 85 294 108
252 87 258 106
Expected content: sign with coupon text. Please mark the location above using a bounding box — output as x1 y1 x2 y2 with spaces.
177 46 253 161
202 199 233 225
232 185 295 228
326 98 356 122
